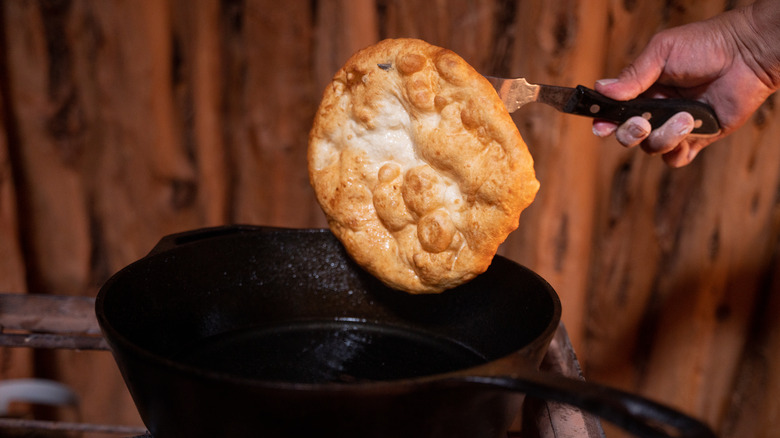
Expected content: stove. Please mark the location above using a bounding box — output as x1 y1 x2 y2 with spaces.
0 293 604 437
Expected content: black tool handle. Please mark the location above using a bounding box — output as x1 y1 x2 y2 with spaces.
564 85 720 135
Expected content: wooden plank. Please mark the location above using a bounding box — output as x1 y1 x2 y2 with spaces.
2 0 183 430
0 293 99 335
636 95 780 426
0 44 27 297
0 47 27 300
314 0 378 92
82 0 202 267
582 4 684 434
0 418 146 436
172 0 230 227
0 30 33 384
720 236 780 438
583 2 780 436
223 0 323 227
497 0 609 356
381 0 499 70
0 294 105 350
3 0 92 296
521 324 606 437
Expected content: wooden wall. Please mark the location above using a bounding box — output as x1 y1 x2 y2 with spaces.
1 0 778 436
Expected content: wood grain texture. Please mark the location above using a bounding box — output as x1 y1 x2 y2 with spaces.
720 239 780 438
0 1 778 436
0 32 33 385
499 0 608 356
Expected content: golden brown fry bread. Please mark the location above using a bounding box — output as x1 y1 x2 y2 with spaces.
308 38 539 294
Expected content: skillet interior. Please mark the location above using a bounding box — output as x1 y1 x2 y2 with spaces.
97 227 560 385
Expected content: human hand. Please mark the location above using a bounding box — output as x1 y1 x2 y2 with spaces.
593 2 780 167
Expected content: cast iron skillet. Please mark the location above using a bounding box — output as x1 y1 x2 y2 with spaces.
95 226 715 438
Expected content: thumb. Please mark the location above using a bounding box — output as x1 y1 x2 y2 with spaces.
595 39 668 100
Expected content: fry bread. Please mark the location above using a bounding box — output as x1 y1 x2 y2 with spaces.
309 38 539 293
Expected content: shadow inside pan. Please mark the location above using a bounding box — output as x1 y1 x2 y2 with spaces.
173 319 488 383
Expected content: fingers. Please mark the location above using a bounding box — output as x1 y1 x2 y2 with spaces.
593 112 694 152
643 112 695 155
615 116 651 147
641 111 698 167
593 112 701 167
594 38 668 101
660 142 695 168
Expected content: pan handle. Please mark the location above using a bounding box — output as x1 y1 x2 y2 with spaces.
451 372 716 438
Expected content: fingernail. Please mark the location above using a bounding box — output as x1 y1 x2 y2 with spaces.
592 125 608 137
628 123 648 139
672 114 695 136
596 78 619 87
677 122 693 136
592 123 616 137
